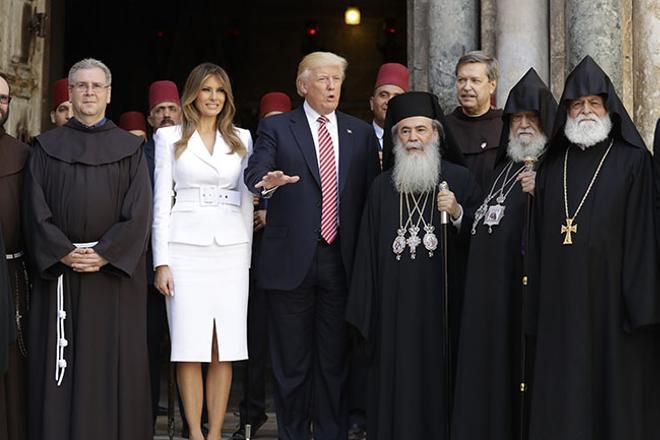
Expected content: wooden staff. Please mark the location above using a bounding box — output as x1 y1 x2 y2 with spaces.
518 156 537 440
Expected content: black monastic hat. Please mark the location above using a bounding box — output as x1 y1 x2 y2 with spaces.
382 91 466 171
496 68 558 165
549 55 646 153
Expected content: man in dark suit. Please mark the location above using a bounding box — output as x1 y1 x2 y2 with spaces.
245 51 380 440
143 80 182 433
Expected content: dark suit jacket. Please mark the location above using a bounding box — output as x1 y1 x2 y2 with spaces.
245 105 380 291
143 138 155 285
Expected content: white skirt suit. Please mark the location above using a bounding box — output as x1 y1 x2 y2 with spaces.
152 125 253 362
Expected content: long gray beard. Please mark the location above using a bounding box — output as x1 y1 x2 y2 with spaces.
392 136 441 194
564 113 612 148
507 132 547 163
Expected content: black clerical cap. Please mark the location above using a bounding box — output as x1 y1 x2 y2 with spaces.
496 68 557 165
382 91 465 170
549 56 645 152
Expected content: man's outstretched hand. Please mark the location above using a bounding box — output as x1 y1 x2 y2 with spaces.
255 170 300 190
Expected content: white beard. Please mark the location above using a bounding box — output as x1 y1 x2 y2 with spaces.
392 135 441 194
564 113 612 149
507 131 547 163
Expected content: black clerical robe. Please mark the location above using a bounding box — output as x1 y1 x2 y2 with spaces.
345 162 481 440
452 160 532 440
445 107 503 193
529 138 660 440
24 119 153 440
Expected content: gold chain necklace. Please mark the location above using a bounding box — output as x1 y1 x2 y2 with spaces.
561 140 614 245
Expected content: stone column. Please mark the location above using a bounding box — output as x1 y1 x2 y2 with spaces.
427 0 479 111
480 0 497 60
549 0 566 101
632 0 660 149
407 0 430 92
495 0 550 107
565 0 623 92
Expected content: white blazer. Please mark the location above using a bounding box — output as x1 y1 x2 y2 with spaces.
152 125 254 268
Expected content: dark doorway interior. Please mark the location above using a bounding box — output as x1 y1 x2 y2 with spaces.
53 0 407 131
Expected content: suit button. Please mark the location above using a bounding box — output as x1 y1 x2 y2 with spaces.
315 228 320 234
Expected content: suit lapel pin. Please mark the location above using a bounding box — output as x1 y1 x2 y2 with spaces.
347 129 353 134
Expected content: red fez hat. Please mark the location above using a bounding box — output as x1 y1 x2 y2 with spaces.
374 63 410 92
52 78 69 110
259 92 292 118
119 111 147 133
149 80 180 112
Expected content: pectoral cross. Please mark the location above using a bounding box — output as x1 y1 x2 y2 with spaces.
406 225 421 259
561 217 577 245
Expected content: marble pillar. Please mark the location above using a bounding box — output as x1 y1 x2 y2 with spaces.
407 0 430 92
549 0 566 101
632 0 660 149
480 0 497 60
427 0 479 112
565 0 623 92
495 0 550 107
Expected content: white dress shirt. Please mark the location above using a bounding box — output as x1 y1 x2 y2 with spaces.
372 120 384 150
304 101 339 169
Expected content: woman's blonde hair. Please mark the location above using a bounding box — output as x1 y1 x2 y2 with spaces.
175 63 245 158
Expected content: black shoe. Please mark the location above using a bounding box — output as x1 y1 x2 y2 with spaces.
231 414 268 439
348 422 367 440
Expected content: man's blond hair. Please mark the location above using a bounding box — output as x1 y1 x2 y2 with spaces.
296 52 348 96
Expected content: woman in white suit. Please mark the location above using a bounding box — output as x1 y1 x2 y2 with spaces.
152 63 253 440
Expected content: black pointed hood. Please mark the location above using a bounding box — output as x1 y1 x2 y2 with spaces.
496 68 557 165
549 56 645 153
382 91 466 171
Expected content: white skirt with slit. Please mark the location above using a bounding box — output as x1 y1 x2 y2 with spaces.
166 241 249 362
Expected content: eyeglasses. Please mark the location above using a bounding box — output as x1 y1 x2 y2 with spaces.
70 82 109 93
0 94 10 105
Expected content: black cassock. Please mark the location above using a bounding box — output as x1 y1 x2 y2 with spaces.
24 119 153 440
452 161 530 440
530 137 660 439
345 163 481 440
452 67 557 440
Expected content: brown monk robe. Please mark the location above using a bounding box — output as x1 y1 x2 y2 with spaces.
0 125 30 440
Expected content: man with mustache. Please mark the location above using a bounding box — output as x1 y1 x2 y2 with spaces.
445 51 503 193
346 91 481 440
142 79 182 433
50 78 73 127
453 68 557 440
368 63 409 167
528 56 660 440
0 72 30 440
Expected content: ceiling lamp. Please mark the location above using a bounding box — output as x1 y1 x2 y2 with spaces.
345 6 361 26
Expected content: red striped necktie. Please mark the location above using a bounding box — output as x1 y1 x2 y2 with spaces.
317 115 338 244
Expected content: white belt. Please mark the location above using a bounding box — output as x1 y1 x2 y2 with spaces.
55 241 98 387
6 250 24 260
176 186 241 207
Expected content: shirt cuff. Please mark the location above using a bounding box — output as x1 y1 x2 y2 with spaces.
451 204 463 230
260 186 279 199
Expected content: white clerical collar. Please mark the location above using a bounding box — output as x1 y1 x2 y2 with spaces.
372 121 384 140
303 100 337 127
